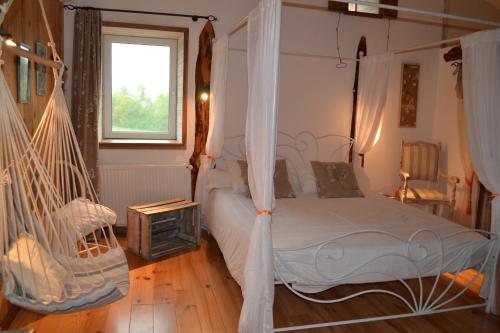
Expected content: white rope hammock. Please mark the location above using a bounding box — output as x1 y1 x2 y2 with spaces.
0 0 129 313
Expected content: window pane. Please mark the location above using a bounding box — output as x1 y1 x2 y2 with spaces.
349 0 380 14
111 43 171 133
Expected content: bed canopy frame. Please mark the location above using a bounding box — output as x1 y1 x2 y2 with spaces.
0 0 129 314
194 0 500 332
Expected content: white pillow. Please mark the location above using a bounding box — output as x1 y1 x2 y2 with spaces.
53 198 117 241
207 169 232 190
7 233 69 302
285 159 302 193
297 162 317 194
226 160 247 194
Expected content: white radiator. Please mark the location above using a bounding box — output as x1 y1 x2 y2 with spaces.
99 164 192 226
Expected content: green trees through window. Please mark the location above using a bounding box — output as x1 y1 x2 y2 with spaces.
111 85 169 133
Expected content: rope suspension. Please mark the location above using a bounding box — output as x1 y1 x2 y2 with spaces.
0 0 129 313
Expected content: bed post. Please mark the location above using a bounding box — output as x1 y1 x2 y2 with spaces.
349 36 367 164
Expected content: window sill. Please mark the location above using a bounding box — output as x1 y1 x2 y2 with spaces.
99 139 186 150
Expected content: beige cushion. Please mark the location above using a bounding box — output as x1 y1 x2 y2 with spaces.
404 187 449 202
7 233 69 302
238 159 296 199
401 142 439 182
310 161 364 198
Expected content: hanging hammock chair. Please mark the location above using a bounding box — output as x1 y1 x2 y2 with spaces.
0 0 129 313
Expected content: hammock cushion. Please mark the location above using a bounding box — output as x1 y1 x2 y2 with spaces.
6 234 70 302
3 247 129 313
53 198 117 240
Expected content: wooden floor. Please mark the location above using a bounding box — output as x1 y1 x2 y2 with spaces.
8 236 500 333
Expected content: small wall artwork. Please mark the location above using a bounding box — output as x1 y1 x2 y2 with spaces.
36 42 48 96
399 63 420 128
17 43 31 103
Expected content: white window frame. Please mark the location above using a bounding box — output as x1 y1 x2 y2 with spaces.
101 25 186 144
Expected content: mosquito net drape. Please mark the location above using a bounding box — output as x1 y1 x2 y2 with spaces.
195 35 229 218
238 0 281 332
461 28 500 315
355 53 392 156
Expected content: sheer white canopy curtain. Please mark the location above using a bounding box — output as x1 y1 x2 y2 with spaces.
239 0 281 332
461 28 500 315
355 53 393 158
194 35 229 218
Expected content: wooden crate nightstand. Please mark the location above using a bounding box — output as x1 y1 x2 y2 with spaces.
127 198 200 260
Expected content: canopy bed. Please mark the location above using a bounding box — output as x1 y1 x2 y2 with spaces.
195 0 500 332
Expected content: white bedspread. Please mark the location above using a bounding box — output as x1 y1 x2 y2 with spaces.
207 189 490 293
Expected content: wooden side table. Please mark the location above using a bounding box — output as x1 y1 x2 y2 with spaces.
127 198 200 260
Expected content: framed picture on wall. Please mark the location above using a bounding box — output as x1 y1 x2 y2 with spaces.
36 42 47 96
399 63 420 128
17 43 31 104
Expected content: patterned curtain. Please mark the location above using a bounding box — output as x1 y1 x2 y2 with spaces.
190 22 215 198
71 9 101 191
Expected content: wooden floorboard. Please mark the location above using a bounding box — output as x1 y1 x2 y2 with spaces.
8 235 500 333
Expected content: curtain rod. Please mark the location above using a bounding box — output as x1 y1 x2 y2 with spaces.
229 47 359 62
334 0 500 27
229 34 462 61
228 16 248 36
393 36 461 55
63 5 217 22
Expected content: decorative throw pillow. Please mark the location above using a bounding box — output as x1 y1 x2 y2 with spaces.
297 162 317 194
238 159 296 199
310 161 364 198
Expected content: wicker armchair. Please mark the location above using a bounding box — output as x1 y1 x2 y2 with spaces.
397 141 459 217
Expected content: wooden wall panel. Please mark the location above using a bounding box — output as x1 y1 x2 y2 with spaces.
0 0 63 327
1 0 63 134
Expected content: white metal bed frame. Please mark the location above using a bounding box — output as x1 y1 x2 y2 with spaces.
219 131 498 332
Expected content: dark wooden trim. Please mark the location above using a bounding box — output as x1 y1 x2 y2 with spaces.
182 26 189 152
103 21 189 34
349 36 367 163
381 0 398 19
101 22 189 150
99 140 186 150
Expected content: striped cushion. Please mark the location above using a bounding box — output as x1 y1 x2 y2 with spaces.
401 142 439 182
405 188 448 202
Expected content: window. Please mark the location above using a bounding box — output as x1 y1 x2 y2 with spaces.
328 1 398 19
101 23 188 148
349 0 380 15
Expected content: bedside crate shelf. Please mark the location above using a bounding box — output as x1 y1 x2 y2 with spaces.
127 198 200 260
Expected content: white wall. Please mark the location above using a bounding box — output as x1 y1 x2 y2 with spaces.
63 0 450 197
225 0 444 195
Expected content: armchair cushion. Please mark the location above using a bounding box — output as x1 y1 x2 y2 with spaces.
402 187 449 203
